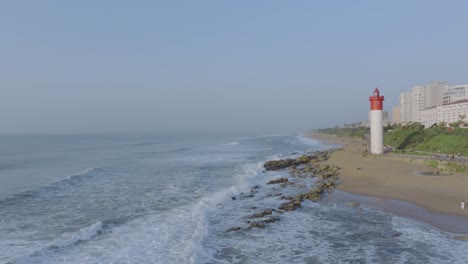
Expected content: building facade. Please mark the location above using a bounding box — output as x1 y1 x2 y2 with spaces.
392 105 400 123
409 82 447 122
397 82 468 126
443 85 468 104
399 91 412 122
419 99 468 127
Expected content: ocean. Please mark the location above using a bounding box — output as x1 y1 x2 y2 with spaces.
0 133 467 264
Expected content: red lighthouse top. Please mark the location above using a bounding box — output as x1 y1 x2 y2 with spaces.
369 88 384 110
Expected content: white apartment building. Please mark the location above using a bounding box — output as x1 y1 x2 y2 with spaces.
399 91 412 122
392 105 401 123
410 82 447 122
420 99 468 127
397 81 468 126
443 85 468 104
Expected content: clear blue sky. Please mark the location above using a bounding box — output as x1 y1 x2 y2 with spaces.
1 1 467 134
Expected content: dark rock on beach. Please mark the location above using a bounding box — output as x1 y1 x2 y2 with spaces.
454 235 468 241
346 201 360 207
279 200 301 211
250 209 274 218
263 217 279 223
226 226 241 233
250 221 266 228
227 149 343 233
266 177 289 185
263 153 328 171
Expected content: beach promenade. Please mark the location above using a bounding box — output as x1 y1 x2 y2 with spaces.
309 132 468 220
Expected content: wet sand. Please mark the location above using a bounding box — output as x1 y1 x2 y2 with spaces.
309 132 468 233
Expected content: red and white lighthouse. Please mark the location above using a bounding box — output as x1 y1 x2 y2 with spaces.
369 88 384 154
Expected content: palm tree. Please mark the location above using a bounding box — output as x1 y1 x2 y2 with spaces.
459 114 466 123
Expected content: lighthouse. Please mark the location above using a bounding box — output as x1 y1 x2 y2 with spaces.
369 88 384 154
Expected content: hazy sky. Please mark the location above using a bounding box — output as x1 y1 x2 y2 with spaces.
1 1 468 134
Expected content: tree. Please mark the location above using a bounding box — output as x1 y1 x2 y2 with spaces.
459 114 466 123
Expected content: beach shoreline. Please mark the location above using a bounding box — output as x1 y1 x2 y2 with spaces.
308 132 468 234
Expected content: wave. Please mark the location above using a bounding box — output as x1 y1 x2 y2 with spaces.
8 221 103 264
221 141 240 146
50 221 103 249
171 147 192 152
128 142 157 147
15 162 268 264
185 162 264 262
296 133 331 149
0 167 106 204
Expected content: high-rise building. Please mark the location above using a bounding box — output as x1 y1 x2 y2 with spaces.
392 105 400 123
424 82 447 108
420 99 468 127
399 82 468 127
410 82 447 122
399 82 447 123
399 91 412 122
443 85 468 104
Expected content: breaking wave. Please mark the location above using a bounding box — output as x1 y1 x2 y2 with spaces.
0 168 106 204
9 221 103 264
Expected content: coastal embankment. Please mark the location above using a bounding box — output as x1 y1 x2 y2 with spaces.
308 132 468 228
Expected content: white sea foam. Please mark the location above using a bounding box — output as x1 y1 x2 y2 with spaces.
296 133 330 148
53 221 103 248
221 141 240 146
4 133 466 264
0 168 105 203
9 221 103 264
15 162 264 264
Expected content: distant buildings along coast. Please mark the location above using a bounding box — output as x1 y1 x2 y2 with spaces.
394 82 468 127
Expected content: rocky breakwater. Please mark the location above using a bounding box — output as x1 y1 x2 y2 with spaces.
265 151 341 199
226 150 342 233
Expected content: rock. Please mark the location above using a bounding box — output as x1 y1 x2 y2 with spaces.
392 232 402 237
346 201 360 207
250 221 266 228
267 177 289 185
226 226 241 232
263 150 336 171
300 187 322 201
250 209 274 218
231 196 236 200
454 235 468 241
264 159 295 171
263 217 279 223
251 213 265 218
264 209 274 215
279 202 297 211
318 164 330 171
252 185 261 189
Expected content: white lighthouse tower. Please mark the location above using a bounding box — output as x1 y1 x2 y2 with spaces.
369 88 384 154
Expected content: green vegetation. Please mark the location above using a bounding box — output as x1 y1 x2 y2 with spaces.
318 122 468 156
384 123 468 156
317 126 369 140
424 160 466 173
424 160 439 169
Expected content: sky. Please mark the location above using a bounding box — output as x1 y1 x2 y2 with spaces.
1 1 468 134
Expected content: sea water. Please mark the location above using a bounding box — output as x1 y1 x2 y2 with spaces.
0 133 467 264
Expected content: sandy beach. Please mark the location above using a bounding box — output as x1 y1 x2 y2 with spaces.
309 132 468 230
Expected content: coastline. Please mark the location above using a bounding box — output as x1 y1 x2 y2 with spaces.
308 132 468 234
